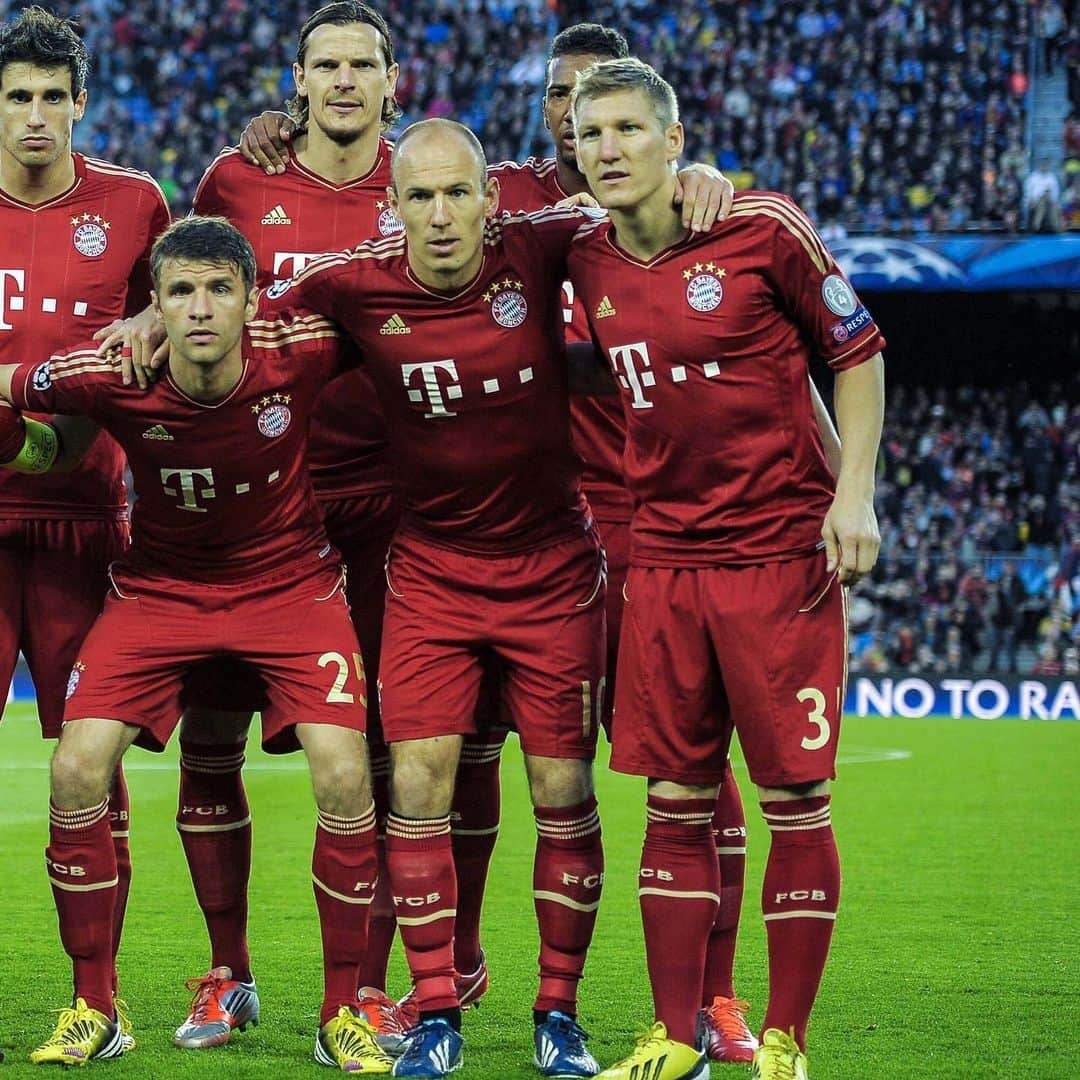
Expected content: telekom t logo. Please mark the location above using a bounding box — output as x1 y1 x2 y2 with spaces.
608 341 655 409
160 467 216 512
401 359 462 418
272 252 322 279
0 270 26 331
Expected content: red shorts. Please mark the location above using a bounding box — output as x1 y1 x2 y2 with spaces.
611 551 847 788
180 492 398 764
380 530 606 758
0 517 129 739
595 518 630 736
65 561 366 754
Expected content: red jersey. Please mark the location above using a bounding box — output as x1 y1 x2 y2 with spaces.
10 299 348 584
194 140 403 502
567 191 886 568
490 156 632 523
0 153 170 521
263 207 592 556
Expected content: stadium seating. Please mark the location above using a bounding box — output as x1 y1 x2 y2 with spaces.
75 0 1034 234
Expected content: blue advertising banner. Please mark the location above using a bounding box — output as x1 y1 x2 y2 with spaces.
831 235 1080 291
846 675 1080 720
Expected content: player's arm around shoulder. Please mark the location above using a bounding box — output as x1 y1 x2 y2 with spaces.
0 360 103 473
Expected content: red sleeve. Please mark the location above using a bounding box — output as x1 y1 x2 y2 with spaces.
257 248 355 325
495 206 605 279
125 182 172 316
765 195 886 371
9 345 113 415
247 297 355 381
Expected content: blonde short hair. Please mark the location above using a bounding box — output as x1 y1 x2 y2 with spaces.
570 57 680 132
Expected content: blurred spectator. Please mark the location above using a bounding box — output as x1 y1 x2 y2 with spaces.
1038 0 1066 76
1023 158 1064 231
850 376 1080 676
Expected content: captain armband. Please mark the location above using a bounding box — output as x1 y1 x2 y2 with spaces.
8 417 61 474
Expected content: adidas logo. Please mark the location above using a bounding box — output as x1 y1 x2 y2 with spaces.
380 313 411 335
260 204 292 225
141 424 174 441
595 295 617 319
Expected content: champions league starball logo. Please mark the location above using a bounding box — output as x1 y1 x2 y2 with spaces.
251 394 292 438
829 238 965 287
485 279 528 329
31 362 51 391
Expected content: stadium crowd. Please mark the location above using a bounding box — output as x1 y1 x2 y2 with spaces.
850 377 1080 675
65 0 1050 234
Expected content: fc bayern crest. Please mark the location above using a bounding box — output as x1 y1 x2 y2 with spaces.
73 221 109 257
686 273 723 313
486 280 528 329
378 206 404 236
252 394 292 438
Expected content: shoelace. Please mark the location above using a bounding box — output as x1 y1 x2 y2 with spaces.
367 997 406 1033
40 1004 102 1049
706 998 752 1040
398 1021 448 1064
331 1010 387 1061
548 1015 592 1042
758 1045 799 1080
183 972 229 1025
112 995 135 1042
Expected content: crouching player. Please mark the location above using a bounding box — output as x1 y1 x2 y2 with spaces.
0 217 393 1074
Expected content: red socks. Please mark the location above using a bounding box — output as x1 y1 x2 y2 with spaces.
639 795 720 1045
760 795 841 1049
108 763 131 980
386 814 458 1012
703 761 746 1001
532 796 604 1015
313 806 378 1025
360 755 396 991
451 732 505 973
48 799 117 1017
177 739 253 980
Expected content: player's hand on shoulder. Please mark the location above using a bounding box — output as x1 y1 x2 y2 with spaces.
673 163 734 233
555 192 600 210
821 487 881 586
240 111 295 174
93 306 168 389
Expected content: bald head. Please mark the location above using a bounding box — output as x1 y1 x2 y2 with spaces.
391 118 487 190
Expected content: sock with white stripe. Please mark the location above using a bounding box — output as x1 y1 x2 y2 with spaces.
640 794 720 1045
48 799 117 1017
702 760 746 1002
177 739 252 980
108 762 132 983
313 805 378 1025
359 753 395 991
532 795 603 1015
451 729 506 974
760 795 840 1049
385 814 459 1013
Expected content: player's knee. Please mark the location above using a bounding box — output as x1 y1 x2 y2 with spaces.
50 742 112 807
526 756 593 807
308 743 371 816
758 778 830 802
390 752 456 818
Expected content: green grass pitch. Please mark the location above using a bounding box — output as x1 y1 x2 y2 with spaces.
1 704 1077 1077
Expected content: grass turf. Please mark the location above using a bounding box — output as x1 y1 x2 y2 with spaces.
0 704 1077 1077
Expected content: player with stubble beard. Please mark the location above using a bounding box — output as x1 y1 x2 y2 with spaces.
567 59 885 1080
